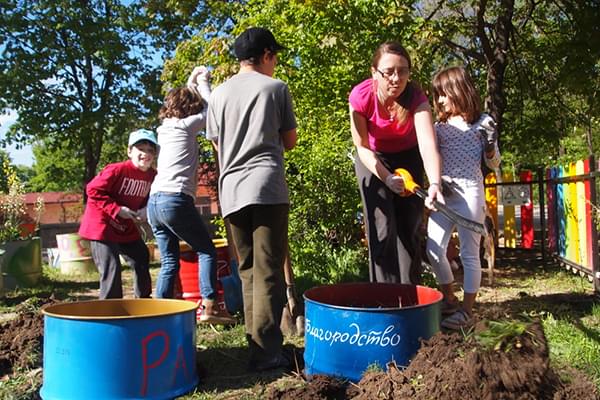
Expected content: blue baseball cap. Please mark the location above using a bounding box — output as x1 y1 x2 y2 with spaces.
128 129 158 147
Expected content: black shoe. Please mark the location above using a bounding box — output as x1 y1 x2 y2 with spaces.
251 353 291 372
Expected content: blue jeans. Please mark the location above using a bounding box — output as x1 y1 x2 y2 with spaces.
147 192 217 299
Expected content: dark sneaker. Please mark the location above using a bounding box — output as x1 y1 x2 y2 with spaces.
441 309 474 331
251 353 291 372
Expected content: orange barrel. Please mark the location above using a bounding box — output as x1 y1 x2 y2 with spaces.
177 239 242 316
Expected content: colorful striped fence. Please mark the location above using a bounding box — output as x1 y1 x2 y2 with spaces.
545 156 599 292
480 157 598 293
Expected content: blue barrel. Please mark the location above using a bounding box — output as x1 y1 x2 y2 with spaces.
304 283 442 382
40 299 199 400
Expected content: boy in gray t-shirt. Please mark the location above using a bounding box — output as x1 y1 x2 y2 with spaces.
206 27 297 372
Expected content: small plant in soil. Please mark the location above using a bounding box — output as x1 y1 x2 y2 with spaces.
474 318 537 352
363 363 384 374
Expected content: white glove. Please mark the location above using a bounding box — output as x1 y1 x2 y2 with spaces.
136 207 148 222
479 114 497 153
186 66 211 101
118 206 138 220
385 174 404 194
187 66 210 86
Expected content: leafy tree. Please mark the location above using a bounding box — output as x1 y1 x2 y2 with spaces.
507 0 600 164
422 0 600 168
0 0 198 192
27 143 84 192
129 0 600 283
162 0 440 283
0 150 12 193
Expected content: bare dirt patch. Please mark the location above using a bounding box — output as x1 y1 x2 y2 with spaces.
267 320 598 400
0 297 57 377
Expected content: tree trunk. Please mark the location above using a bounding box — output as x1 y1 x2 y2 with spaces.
477 0 515 148
82 128 103 204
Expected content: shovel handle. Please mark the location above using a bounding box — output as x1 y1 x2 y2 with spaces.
394 168 488 237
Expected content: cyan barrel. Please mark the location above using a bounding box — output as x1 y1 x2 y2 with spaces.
41 299 199 400
304 283 442 382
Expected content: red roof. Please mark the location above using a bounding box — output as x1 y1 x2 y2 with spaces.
23 192 82 205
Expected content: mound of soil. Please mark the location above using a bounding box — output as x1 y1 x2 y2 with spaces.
0 297 56 377
267 320 599 400
267 375 347 400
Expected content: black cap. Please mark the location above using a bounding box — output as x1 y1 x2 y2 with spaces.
233 27 285 61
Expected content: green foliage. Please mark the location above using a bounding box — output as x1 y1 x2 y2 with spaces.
0 150 11 193
474 319 536 353
0 175 26 243
27 143 85 192
0 0 196 189
0 162 45 243
27 135 132 192
163 0 435 283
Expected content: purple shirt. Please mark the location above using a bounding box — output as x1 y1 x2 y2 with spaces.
349 79 429 153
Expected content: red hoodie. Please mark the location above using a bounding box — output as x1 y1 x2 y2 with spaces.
79 160 156 243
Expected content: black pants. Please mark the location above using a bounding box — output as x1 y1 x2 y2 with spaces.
227 204 288 363
355 146 425 284
90 239 152 299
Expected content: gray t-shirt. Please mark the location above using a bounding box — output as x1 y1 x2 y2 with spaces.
206 71 297 217
150 114 206 198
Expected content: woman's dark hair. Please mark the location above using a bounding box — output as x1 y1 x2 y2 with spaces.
371 41 412 71
159 87 205 120
432 66 482 124
372 41 414 124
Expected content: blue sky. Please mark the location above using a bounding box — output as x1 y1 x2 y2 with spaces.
0 110 33 167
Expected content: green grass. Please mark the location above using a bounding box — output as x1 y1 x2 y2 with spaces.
544 303 600 386
0 371 43 400
0 266 98 314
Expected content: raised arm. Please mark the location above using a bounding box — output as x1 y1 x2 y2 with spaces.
413 102 443 206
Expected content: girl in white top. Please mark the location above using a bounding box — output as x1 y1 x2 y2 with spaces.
426 66 500 330
147 66 235 325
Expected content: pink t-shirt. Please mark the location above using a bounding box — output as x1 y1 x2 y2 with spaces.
349 79 429 153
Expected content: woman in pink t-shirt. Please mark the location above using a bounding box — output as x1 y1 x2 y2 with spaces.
349 41 442 284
